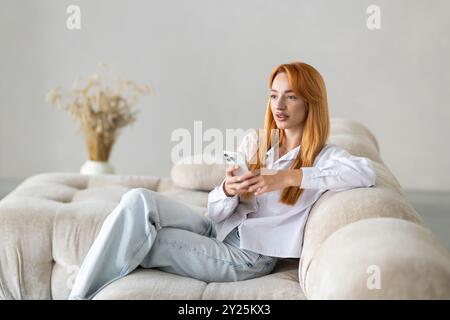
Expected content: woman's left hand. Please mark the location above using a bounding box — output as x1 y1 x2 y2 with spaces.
235 169 302 195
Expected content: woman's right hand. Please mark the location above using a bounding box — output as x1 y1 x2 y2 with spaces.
223 165 254 197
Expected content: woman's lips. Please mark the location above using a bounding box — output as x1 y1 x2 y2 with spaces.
275 112 288 121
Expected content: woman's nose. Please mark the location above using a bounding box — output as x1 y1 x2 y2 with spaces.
274 100 286 110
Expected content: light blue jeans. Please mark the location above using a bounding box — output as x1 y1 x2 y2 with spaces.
68 188 278 300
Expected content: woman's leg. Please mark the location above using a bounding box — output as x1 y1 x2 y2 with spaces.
140 227 278 283
68 188 214 300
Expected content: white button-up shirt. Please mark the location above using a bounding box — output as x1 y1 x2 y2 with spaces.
207 133 376 258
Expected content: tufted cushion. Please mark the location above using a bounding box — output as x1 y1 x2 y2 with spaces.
304 218 450 299
170 154 226 191
296 119 449 298
92 258 304 300
298 187 425 292
0 172 302 300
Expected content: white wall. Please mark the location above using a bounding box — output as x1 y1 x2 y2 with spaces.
1 0 449 191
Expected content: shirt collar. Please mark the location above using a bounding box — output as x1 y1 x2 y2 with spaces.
266 144 301 163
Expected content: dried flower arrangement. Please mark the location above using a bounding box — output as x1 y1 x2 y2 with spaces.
46 64 152 163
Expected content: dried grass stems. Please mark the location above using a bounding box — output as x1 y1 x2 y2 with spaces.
47 64 152 161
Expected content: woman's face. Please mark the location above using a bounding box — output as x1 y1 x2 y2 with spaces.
270 72 308 130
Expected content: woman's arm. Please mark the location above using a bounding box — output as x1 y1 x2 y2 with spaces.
245 146 376 194
299 146 376 191
207 131 257 222
207 178 240 223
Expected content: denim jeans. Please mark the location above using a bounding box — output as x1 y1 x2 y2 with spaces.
68 188 278 300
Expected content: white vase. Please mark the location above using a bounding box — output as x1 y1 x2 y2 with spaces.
80 160 115 175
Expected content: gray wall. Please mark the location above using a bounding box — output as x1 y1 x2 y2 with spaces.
1 0 449 192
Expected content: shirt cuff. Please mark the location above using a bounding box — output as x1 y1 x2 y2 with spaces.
300 167 323 189
220 180 237 199
210 179 239 202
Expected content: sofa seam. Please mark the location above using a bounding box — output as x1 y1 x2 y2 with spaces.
0 274 8 299
50 203 65 300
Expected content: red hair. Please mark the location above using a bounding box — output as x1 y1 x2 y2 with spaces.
246 61 330 205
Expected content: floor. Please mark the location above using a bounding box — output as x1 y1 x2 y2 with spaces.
403 190 450 251
0 181 449 251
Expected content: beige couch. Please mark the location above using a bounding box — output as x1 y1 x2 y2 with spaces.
1 118 449 300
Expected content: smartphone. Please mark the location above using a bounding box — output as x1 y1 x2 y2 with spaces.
223 151 249 176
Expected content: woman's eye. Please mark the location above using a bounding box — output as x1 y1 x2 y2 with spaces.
270 94 296 100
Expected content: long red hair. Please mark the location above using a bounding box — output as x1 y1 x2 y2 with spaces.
246 61 330 206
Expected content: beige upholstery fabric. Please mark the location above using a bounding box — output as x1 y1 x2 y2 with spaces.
92 259 304 300
171 155 226 192
0 173 302 300
305 218 450 299
0 118 449 300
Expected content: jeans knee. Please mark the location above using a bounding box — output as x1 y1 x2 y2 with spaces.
122 188 156 203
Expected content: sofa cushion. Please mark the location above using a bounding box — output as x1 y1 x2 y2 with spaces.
0 172 303 300
170 154 226 191
92 269 208 300
304 218 450 299
298 186 424 291
201 258 304 300
91 258 304 300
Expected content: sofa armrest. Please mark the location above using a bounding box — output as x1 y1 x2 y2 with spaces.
303 218 450 299
296 119 450 298
0 172 162 299
0 196 56 299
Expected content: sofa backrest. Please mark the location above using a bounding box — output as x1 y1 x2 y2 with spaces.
167 118 450 299
297 118 425 296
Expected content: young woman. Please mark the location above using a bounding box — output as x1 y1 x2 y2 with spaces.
69 61 376 300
